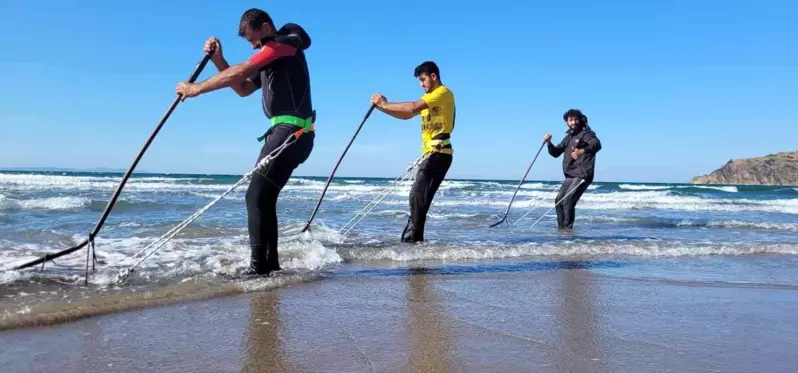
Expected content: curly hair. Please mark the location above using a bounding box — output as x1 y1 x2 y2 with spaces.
563 109 588 126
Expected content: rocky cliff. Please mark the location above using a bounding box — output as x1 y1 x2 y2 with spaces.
691 151 798 185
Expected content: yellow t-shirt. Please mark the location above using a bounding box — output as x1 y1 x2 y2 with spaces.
420 85 455 155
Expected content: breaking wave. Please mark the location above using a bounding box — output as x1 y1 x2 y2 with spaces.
0 195 91 211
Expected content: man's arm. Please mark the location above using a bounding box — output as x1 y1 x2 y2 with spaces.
580 131 602 154
209 57 259 97
547 137 567 158
180 41 296 98
375 99 428 120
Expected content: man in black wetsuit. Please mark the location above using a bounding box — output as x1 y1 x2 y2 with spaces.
544 109 601 229
176 8 315 276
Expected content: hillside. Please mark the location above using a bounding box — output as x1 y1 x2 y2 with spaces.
691 151 798 185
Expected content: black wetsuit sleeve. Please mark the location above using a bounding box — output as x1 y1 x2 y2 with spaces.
548 137 567 158
580 131 602 154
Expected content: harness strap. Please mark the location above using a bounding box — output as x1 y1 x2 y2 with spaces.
257 111 316 142
426 138 453 155
427 139 451 147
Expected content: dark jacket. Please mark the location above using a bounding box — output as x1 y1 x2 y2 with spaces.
249 23 314 123
547 125 602 182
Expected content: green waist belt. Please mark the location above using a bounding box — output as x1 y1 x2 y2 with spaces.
258 113 315 142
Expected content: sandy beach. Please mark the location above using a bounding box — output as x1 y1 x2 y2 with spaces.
2 257 797 373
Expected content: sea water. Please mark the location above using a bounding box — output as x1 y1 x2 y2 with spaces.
1 171 797 326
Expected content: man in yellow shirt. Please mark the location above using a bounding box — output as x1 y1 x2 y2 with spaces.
370 61 455 243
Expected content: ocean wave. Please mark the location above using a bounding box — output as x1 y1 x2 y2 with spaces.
380 190 798 215
703 220 798 231
0 173 237 193
373 209 409 217
286 178 325 186
520 182 553 190
518 182 599 191
584 215 798 231
336 241 798 262
678 185 739 193
0 173 385 195
619 184 672 190
428 212 481 219
618 184 738 193
472 181 506 188
0 195 91 211
439 181 477 190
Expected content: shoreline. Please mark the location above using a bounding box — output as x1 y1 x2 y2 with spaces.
4 254 798 332
0 270 323 332
2 257 797 372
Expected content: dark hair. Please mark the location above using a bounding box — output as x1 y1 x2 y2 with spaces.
238 8 274 37
563 109 588 126
414 61 440 79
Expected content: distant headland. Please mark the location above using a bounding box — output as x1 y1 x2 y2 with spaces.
691 151 798 186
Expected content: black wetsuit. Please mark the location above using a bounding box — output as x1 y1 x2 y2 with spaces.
547 124 601 229
244 23 315 274
402 152 453 242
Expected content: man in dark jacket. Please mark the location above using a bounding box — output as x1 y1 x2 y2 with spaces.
176 8 315 276
543 109 601 229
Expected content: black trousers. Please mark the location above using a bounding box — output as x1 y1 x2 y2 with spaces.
402 152 453 242
245 125 314 274
554 177 591 229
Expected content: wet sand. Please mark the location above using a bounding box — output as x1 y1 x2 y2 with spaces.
2 261 798 372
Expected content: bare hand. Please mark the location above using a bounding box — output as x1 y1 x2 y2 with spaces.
204 37 223 60
543 133 552 143
176 82 201 100
370 93 387 107
571 148 585 160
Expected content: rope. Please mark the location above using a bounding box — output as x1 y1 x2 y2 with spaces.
513 178 587 226
490 141 546 228
338 154 428 239
115 132 301 282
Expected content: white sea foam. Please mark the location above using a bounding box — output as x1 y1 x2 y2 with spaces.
520 182 553 190
619 184 672 190
583 215 798 231
0 173 235 193
372 190 798 215
681 185 739 193
1 231 343 286
618 184 738 193
704 220 798 231
0 195 91 211
339 241 798 262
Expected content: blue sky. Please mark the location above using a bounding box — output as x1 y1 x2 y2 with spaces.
1 1 796 182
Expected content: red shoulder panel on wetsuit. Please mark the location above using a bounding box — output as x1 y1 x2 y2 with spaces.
248 41 297 66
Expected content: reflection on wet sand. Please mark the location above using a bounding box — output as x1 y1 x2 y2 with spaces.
405 267 455 373
556 261 609 373
4 258 798 373
243 292 286 373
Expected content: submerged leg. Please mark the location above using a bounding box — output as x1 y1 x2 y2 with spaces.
402 153 452 243
554 179 571 229
245 126 314 275
246 174 281 274
562 179 590 228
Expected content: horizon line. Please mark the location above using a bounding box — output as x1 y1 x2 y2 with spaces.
0 166 699 185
